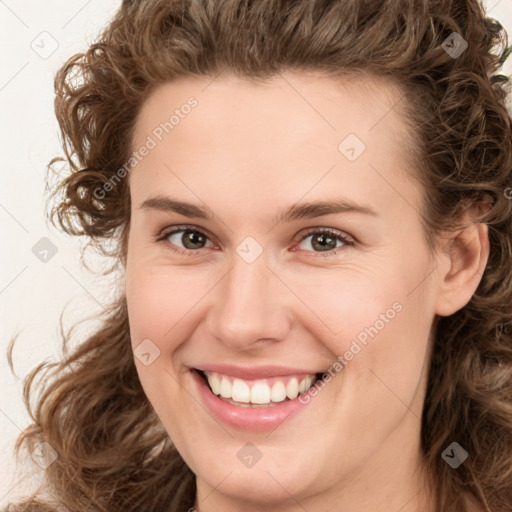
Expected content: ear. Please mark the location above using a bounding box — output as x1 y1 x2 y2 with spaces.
434 217 490 317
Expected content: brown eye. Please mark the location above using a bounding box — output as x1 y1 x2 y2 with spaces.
308 232 338 251
160 226 214 254
295 228 354 254
167 229 208 250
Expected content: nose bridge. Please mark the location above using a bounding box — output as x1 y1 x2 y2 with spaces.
206 250 291 349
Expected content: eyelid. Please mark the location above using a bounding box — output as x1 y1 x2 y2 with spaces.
292 227 355 246
157 224 211 241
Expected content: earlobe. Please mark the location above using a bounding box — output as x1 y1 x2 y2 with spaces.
434 221 490 317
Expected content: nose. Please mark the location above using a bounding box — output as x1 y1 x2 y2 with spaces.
206 250 292 351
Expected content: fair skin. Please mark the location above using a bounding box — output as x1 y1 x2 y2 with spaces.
124 72 489 512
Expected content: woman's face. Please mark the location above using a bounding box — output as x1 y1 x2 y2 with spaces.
125 72 453 510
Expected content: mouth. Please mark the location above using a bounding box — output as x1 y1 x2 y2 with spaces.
194 369 323 408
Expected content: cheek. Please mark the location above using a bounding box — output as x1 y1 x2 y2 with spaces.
124 266 193 425
285 252 433 379
125 263 201 347
285 265 402 350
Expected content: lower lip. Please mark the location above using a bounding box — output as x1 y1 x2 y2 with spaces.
191 370 311 431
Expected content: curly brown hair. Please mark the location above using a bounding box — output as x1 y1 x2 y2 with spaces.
6 0 512 511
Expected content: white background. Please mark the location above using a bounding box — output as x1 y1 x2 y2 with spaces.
1 0 511 506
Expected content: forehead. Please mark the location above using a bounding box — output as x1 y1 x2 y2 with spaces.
133 70 411 147
129 71 422 221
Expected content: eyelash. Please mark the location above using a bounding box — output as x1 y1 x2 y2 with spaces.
155 224 355 257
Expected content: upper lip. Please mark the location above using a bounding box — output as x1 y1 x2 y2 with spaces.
194 364 322 380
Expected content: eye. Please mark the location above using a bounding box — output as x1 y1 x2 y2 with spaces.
156 225 354 256
157 225 214 255
293 227 354 255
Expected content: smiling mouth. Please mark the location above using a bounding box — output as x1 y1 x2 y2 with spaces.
195 369 323 407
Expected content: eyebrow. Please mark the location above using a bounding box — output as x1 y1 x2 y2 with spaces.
138 195 378 223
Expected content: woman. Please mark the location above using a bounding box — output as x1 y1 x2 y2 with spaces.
6 0 512 511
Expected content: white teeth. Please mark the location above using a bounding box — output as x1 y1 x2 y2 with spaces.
270 381 287 402
251 382 271 404
209 373 221 395
204 371 318 405
220 376 232 399
286 378 299 400
231 379 250 403
301 375 315 393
